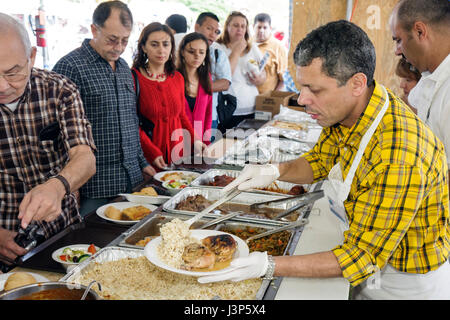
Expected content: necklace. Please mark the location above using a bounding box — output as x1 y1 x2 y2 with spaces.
146 65 166 80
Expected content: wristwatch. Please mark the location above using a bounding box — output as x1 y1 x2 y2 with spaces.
262 255 276 280
51 174 71 196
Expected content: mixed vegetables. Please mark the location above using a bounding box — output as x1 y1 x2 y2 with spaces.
165 175 196 189
59 244 97 263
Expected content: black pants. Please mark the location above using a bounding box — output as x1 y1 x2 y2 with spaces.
218 113 255 134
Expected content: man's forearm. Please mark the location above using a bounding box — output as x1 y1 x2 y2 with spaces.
273 251 343 278
278 157 314 184
58 144 96 192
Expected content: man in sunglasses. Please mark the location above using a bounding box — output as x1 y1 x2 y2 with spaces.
53 1 155 216
0 13 96 267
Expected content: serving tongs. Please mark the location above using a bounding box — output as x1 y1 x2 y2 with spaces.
185 188 242 227
250 190 324 220
245 218 309 243
198 211 245 229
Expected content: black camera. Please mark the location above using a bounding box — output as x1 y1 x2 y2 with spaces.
14 224 45 251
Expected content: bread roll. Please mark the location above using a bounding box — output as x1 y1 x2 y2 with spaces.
4 272 37 291
104 206 122 220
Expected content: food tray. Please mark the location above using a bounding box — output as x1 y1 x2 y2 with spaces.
191 168 310 196
118 213 218 250
162 187 312 224
216 221 299 257
61 246 270 300
217 134 311 166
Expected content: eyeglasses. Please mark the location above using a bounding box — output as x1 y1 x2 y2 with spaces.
94 24 129 48
0 61 29 83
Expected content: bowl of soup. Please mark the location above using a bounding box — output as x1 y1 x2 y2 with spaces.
0 282 101 300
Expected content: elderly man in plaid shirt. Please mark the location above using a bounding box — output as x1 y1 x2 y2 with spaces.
0 13 96 266
53 1 155 215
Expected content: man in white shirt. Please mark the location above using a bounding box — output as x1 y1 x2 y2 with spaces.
390 0 450 196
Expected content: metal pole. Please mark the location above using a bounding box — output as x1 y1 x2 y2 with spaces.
346 0 354 21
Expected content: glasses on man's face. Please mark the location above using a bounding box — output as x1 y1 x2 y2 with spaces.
0 61 29 83
95 24 129 48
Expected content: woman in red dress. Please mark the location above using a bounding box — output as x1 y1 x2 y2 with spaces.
132 22 206 169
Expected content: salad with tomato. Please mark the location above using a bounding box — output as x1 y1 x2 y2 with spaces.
59 244 97 263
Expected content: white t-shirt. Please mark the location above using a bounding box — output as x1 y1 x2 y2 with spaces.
5 101 19 112
216 43 263 116
409 54 450 166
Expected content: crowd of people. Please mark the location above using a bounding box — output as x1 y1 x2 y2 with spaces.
0 0 449 300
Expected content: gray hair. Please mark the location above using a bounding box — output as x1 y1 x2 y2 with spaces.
293 20 376 87
0 13 32 56
396 0 450 31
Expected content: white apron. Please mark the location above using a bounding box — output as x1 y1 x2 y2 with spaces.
322 85 450 299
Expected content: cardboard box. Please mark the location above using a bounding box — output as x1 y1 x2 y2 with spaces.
286 93 306 113
255 91 297 120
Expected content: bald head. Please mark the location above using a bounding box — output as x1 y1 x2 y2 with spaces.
0 13 32 56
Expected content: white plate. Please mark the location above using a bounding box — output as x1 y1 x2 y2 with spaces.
96 202 158 225
119 193 171 205
0 272 49 291
51 244 100 272
153 170 200 183
144 229 249 277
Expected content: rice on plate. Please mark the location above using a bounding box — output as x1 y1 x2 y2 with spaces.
157 218 199 269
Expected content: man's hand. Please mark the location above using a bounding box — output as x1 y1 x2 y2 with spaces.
18 178 65 229
0 228 27 264
222 164 280 193
153 156 167 170
198 251 269 283
142 165 156 179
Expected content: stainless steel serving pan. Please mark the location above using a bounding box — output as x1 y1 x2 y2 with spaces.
190 168 310 196
162 187 312 225
61 246 270 300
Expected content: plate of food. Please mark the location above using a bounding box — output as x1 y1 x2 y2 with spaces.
144 218 249 277
0 272 49 292
51 244 100 272
120 186 171 205
153 170 200 183
96 202 158 225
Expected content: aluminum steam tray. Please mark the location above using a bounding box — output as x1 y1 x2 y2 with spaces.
61 246 270 300
162 186 312 225
118 213 219 250
191 168 310 196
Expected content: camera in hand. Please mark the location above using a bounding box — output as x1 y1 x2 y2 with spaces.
14 224 45 251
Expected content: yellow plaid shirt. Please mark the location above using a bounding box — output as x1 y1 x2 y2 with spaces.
302 81 450 286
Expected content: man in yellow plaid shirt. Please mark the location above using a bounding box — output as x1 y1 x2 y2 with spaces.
198 20 450 299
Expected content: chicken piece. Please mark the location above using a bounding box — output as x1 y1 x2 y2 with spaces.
182 243 216 270
202 234 237 262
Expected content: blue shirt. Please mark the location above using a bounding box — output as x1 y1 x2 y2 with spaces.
53 39 148 198
209 43 232 122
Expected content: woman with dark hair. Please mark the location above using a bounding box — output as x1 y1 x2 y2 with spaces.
177 32 213 144
395 57 421 112
215 11 266 131
132 22 205 169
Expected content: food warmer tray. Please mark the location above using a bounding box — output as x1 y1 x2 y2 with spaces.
117 213 220 250
190 168 310 196
60 246 271 300
162 187 312 225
